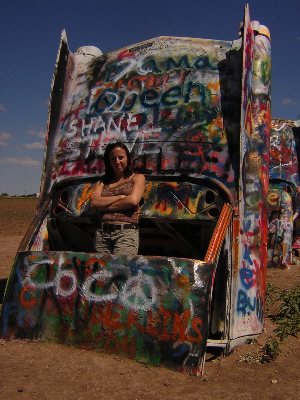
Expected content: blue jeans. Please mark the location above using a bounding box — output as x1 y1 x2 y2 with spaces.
95 226 139 256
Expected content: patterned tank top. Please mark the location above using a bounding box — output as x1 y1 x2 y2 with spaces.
99 179 140 224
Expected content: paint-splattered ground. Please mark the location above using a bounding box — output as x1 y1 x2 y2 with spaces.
0 198 299 400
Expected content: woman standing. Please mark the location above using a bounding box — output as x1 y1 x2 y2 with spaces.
90 142 145 256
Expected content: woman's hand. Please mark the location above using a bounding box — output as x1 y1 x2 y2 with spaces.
90 181 126 210
90 174 146 211
106 174 146 211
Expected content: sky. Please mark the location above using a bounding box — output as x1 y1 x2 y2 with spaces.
0 0 299 195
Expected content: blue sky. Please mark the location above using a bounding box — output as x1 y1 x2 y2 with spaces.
0 0 299 195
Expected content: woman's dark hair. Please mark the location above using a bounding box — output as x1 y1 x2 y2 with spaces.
103 142 133 183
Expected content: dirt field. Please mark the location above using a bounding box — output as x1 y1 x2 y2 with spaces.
0 198 299 400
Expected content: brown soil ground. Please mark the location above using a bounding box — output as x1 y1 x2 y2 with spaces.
0 198 299 400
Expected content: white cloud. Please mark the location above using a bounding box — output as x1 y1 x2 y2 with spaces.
26 126 45 138
0 104 8 112
41 99 49 108
281 98 297 106
22 141 44 150
0 157 41 167
0 132 13 146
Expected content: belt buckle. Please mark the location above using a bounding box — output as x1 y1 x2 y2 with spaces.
108 224 119 232
102 223 111 232
109 224 117 232
102 223 127 232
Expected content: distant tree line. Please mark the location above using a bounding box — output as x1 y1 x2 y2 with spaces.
0 193 38 198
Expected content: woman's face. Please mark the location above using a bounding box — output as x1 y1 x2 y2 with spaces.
109 147 128 176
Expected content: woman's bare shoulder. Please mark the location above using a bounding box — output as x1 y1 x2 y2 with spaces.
132 173 145 182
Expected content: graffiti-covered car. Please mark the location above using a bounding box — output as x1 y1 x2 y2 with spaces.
0 5 271 375
268 119 300 268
